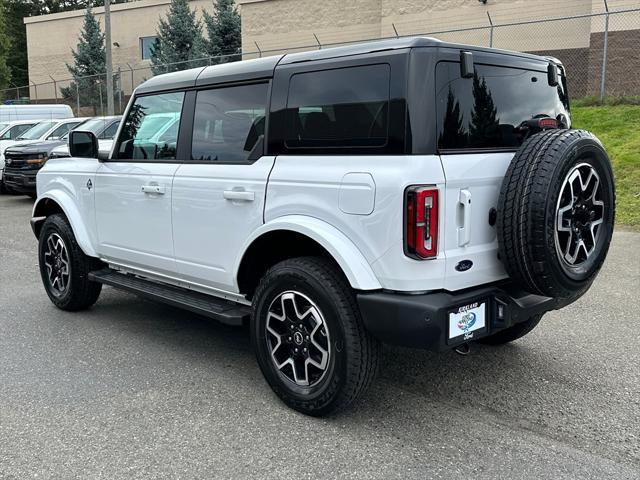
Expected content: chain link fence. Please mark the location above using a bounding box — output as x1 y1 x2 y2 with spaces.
2 6 639 115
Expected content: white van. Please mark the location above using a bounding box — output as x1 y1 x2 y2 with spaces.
0 104 73 122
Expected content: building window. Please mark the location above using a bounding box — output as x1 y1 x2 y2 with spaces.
140 36 157 61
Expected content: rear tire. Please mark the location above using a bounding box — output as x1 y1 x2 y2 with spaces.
38 214 103 311
251 257 381 416
477 315 542 345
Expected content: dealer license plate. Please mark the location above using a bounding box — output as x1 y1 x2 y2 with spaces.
448 301 487 342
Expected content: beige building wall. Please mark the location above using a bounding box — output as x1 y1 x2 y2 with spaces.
25 0 213 100
24 0 640 102
238 0 629 55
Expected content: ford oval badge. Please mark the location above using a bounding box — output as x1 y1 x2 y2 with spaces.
455 260 473 272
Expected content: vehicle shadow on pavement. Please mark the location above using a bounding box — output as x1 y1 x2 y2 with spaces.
87 287 557 418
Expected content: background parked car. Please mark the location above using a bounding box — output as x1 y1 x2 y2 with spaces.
0 117 84 195
49 116 122 159
0 120 40 141
0 104 73 122
3 116 120 198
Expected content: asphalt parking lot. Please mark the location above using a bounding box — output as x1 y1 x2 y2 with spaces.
0 193 638 479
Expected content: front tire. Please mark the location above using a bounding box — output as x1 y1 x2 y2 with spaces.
38 214 103 311
251 257 381 416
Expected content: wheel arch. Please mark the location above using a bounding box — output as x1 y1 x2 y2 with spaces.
235 216 381 299
32 192 97 257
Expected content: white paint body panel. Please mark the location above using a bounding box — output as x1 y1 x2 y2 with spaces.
34 157 100 257
439 152 512 290
35 151 512 297
237 215 382 291
171 156 275 292
94 162 180 276
266 155 449 292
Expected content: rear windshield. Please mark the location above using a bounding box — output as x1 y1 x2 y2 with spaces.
436 62 570 151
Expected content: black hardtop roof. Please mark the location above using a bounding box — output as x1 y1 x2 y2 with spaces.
135 36 557 94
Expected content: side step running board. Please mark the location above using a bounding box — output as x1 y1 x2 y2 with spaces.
88 269 250 326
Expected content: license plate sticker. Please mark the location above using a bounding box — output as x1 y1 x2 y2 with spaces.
448 301 486 341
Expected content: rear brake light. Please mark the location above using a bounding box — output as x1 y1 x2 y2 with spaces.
537 117 558 129
405 186 439 259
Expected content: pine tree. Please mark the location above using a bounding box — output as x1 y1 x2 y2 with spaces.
438 87 467 149
3 1 130 89
60 7 108 114
150 0 206 75
0 0 12 93
203 0 241 64
469 70 500 148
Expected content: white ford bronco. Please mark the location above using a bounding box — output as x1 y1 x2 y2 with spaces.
31 38 615 416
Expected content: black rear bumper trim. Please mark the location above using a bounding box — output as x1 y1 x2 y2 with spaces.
357 283 573 351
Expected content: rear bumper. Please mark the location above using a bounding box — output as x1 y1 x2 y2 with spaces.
357 283 574 351
3 169 37 194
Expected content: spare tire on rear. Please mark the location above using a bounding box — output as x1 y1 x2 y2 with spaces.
497 129 615 299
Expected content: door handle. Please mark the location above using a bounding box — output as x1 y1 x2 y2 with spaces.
223 189 255 202
457 189 472 247
141 184 165 195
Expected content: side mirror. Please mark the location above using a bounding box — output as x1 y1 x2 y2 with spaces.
547 63 559 87
69 131 99 159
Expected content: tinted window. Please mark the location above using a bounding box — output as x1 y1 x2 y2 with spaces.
284 64 390 150
191 83 268 163
436 62 570 151
115 92 184 161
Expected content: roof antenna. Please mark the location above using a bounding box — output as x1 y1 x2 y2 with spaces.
392 23 400 38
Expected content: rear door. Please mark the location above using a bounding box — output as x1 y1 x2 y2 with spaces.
94 91 184 276
171 83 273 292
435 56 570 291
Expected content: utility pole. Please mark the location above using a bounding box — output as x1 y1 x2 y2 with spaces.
105 0 115 115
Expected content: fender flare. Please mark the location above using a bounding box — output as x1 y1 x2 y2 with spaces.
32 191 97 257
235 215 382 291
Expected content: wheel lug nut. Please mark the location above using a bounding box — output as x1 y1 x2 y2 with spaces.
288 337 292 342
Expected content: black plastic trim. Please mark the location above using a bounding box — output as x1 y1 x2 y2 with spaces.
357 283 574 351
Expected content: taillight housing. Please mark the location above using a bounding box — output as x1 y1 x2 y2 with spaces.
405 186 439 260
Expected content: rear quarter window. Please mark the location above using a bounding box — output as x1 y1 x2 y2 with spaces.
436 62 570 151
283 64 390 152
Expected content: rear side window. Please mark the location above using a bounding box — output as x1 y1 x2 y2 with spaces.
284 64 390 151
191 83 268 163
2 124 33 140
115 91 184 160
436 62 570 151
48 122 81 139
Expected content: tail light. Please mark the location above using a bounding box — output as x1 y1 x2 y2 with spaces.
405 186 439 259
